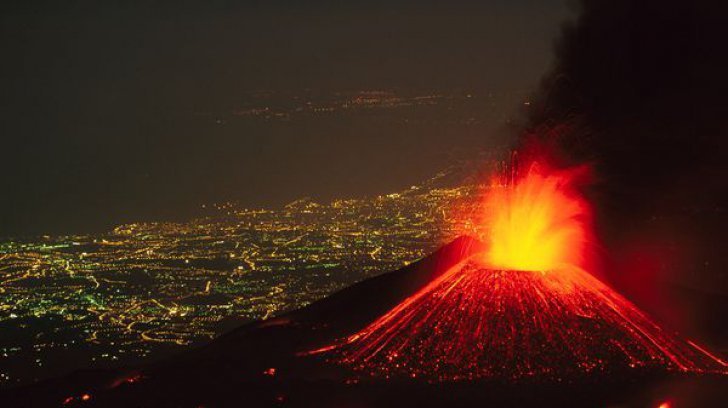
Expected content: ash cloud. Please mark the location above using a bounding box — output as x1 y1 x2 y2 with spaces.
524 0 728 254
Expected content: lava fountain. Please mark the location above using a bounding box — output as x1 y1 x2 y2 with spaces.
311 157 727 381
481 160 592 273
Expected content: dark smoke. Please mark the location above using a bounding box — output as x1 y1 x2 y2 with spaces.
522 0 728 334
525 0 728 256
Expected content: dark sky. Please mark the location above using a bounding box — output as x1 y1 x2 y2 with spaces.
1 0 569 236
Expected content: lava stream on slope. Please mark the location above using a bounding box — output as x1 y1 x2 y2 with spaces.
317 255 726 381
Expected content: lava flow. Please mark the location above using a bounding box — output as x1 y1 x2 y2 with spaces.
311 159 728 381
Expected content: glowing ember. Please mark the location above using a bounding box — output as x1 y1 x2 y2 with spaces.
482 161 591 272
309 156 727 381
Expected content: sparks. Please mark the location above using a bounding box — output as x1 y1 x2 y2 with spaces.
482 161 592 272
325 257 726 380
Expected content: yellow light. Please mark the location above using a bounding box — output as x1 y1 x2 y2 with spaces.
482 163 591 272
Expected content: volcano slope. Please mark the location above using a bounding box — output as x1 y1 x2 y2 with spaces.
320 256 726 381
2 237 726 408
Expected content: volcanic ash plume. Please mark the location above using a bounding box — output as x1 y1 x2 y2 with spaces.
313 160 727 381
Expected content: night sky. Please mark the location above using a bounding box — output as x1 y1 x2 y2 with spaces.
1 0 569 236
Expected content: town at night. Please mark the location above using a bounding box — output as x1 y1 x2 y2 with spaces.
0 171 480 388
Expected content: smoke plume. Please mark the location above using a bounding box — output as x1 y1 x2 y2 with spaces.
524 0 728 278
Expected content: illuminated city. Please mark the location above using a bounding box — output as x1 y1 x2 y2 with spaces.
0 171 481 388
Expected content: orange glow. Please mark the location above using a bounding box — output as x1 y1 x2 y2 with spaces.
657 401 672 408
481 161 592 272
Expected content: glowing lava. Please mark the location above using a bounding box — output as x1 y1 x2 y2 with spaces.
332 260 727 380
310 157 727 381
482 161 591 272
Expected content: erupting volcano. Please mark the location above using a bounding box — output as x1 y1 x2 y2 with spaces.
312 159 727 381
6 160 727 408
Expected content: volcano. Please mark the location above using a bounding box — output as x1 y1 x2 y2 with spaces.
304 160 726 381
315 255 727 381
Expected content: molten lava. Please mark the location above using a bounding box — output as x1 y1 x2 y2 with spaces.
482 162 591 272
310 157 727 381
